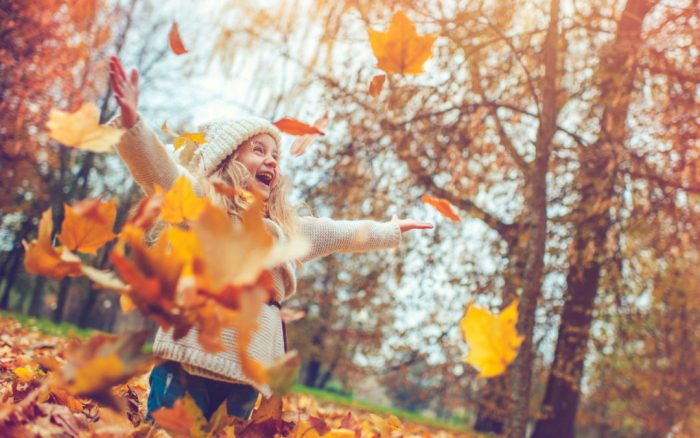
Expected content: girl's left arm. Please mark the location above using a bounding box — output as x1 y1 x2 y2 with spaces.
297 216 432 262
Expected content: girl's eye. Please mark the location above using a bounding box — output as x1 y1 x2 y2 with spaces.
254 146 264 153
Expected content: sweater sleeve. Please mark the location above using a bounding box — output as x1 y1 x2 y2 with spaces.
297 216 401 262
109 115 188 195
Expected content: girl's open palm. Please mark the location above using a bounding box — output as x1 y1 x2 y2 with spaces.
109 56 140 129
392 215 434 233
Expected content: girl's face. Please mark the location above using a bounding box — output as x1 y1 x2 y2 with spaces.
234 133 279 200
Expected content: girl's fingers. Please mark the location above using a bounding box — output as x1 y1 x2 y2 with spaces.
130 68 139 87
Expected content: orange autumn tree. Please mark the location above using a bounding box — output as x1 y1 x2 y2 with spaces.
206 1 700 437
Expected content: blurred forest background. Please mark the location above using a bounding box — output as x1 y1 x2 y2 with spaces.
1 0 699 436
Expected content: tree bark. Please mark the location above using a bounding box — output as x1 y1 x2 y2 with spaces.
532 1 653 436
507 1 559 436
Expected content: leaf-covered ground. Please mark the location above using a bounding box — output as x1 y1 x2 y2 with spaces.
0 316 473 437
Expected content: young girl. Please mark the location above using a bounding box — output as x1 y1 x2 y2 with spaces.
108 56 433 421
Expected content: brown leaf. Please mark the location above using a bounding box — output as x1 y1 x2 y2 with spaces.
368 74 386 97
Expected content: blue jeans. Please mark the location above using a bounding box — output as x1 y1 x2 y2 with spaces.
145 361 259 421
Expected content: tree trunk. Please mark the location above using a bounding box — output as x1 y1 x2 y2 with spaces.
28 277 46 317
304 359 322 387
17 276 44 314
507 1 560 436
53 277 71 323
0 251 21 310
0 216 34 310
532 1 653 436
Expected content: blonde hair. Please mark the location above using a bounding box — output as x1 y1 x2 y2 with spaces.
199 138 298 238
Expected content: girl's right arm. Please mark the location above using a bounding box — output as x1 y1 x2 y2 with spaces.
109 56 184 195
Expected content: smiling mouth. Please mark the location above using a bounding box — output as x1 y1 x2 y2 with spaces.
255 171 273 188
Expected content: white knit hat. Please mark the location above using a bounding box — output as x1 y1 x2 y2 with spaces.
176 116 282 176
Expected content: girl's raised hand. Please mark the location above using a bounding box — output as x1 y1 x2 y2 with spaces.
391 215 434 233
109 55 140 129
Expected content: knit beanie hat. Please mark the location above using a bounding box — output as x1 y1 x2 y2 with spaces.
175 116 282 176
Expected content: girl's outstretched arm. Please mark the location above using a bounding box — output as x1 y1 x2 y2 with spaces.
108 56 185 195
297 215 433 262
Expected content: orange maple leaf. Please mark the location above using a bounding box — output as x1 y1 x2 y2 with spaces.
46 103 124 152
23 209 83 279
168 22 189 55
421 195 460 222
57 198 117 254
368 11 437 75
160 175 207 224
273 118 326 136
289 114 329 156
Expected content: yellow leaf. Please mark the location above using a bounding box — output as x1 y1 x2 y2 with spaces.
13 366 36 383
460 299 524 378
161 175 207 223
46 103 124 152
162 121 206 151
368 11 437 75
58 198 117 254
322 430 356 438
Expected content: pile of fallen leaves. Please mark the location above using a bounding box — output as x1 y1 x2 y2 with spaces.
0 316 471 437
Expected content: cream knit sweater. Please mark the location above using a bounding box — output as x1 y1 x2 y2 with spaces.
114 118 401 396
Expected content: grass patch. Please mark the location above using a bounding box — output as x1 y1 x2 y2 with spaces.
0 310 95 339
292 384 469 432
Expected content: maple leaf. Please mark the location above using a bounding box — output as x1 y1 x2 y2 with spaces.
460 299 524 378
46 103 124 152
57 198 117 254
162 121 206 150
151 394 206 437
168 22 189 55
191 200 274 290
160 175 207 224
421 195 460 222
51 331 154 408
289 113 329 156
368 11 437 75
368 74 386 97
273 118 326 136
266 350 301 396
23 209 83 279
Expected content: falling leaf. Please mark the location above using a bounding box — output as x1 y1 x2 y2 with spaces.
151 394 206 436
267 350 301 396
81 265 129 293
46 103 124 152
23 209 83 279
368 11 437 75
421 195 460 222
460 299 524 378
280 307 305 323
289 113 329 156
57 198 117 254
168 22 189 55
160 175 207 224
273 118 326 136
162 121 206 150
368 74 386 97
52 331 154 408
